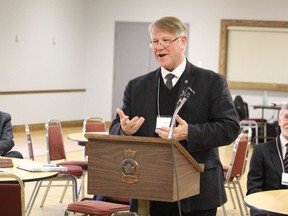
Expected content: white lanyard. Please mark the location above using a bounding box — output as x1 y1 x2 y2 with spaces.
157 78 160 116
276 138 286 173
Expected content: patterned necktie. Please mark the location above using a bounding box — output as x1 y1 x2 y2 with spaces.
165 74 175 90
284 143 288 173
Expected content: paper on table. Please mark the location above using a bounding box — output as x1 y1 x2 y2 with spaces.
17 162 67 172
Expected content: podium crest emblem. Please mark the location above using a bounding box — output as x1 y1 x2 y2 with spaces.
121 148 140 184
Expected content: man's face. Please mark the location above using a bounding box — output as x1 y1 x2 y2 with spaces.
279 108 288 139
150 28 186 72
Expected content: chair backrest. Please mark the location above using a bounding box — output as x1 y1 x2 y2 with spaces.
0 173 25 216
225 127 252 182
45 119 66 163
83 117 106 133
25 124 34 161
234 95 249 120
82 117 106 157
241 127 253 174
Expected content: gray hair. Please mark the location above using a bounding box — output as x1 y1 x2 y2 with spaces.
279 103 288 117
148 16 188 37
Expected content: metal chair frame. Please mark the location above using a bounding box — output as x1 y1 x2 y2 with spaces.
222 127 252 216
25 124 34 161
44 119 84 203
0 173 25 216
81 117 106 159
25 121 84 215
64 197 130 216
234 95 267 144
240 120 267 144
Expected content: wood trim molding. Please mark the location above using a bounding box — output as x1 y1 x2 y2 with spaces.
0 89 86 95
12 120 111 133
219 19 288 91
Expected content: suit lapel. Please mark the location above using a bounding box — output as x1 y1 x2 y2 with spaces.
145 70 159 136
145 62 195 132
176 62 195 116
271 137 284 178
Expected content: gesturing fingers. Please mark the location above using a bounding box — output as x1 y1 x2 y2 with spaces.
116 108 145 135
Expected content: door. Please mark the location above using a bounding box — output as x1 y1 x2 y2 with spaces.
112 21 189 119
112 21 158 119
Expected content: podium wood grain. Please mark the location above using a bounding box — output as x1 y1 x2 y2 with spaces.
86 134 203 202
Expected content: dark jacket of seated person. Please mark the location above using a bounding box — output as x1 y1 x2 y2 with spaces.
246 103 288 216
0 111 23 159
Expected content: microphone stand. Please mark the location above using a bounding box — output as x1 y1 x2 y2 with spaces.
167 87 194 216
168 87 194 140
168 97 188 139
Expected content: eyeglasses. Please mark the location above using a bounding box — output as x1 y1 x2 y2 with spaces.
149 36 182 48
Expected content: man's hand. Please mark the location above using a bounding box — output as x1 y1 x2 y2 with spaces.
155 115 188 141
116 108 145 136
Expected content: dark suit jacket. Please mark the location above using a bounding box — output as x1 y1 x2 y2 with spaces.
247 137 288 194
247 138 288 216
110 60 240 211
0 111 15 155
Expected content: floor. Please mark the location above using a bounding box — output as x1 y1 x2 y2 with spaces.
12 126 253 216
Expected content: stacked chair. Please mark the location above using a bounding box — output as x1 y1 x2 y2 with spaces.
234 95 267 144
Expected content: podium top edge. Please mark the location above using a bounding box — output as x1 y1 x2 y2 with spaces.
84 133 204 173
85 133 172 144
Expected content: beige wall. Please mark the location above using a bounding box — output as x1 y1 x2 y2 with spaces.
1 0 288 125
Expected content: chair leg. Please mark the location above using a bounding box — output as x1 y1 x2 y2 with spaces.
77 171 86 199
60 180 71 203
64 210 69 216
40 180 53 207
60 174 79 202
222 204 227 216
81 174 85 198
236 179 249 215
232 181 244 216
227 182 236 209
70 176 78 202
25 180 42 215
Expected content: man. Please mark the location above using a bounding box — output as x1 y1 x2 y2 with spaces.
109 16 240 216
0 111 23 158
247 103 288 216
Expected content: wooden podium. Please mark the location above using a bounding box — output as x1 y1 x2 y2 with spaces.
85 133 204 216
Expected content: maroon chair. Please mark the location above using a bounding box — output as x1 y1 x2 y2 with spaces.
81 117 107 158
24 121 85 214
83 117 106 133
222 127 252 216
64 197 130 216
25 124 34 161
0 173 25 216
43 119 87 203
25 124 39 214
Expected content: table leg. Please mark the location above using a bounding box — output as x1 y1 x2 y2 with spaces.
261 108 264 119
138 199 150 216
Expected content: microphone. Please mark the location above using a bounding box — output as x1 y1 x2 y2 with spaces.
168 87 195 139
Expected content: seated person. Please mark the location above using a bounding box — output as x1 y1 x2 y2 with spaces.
246 103 288 216
0 111 23 158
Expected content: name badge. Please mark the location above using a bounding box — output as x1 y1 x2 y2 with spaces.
281 172 288 185
156 116 172 129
